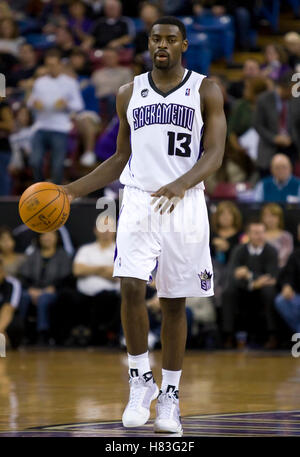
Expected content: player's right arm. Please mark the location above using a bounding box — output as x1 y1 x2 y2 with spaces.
63 83 133 200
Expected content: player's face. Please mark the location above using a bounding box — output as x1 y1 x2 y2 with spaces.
149 24 188 70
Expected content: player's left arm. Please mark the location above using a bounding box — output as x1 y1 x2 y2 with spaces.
151 79 226 214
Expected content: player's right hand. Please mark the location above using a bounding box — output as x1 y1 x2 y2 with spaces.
61 185 76 204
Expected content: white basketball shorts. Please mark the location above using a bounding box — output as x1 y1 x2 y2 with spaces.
113 185 214 298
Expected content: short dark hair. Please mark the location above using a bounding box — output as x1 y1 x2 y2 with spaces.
150 16 187 40
246 218 265 232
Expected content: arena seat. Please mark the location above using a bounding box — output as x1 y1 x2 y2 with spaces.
25 33 56 50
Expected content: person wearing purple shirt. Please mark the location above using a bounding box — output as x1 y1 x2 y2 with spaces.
68 0 93 45
261 44 291 82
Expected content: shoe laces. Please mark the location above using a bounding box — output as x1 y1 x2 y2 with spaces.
127 377 146 409
158 392 177 419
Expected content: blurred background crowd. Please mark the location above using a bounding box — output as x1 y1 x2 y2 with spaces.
0 0 300 351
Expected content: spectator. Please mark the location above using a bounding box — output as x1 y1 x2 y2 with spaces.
254 154 300 203
210 201 242 308
83 0 134 50
0 17 24 57
228 59 261 99
261 44 291 82
210 74 235 119
40 0 70 31
72 217 121 344
27 49 84 184
0 100 14 195
95 115 119 162
91 47 133 120
0 255 22 349
0 226 24 277
67 0 93 44
55 26 76 60
67 48 102 167
13 223 75 258
222 220 279 349
8 43 38 90
228 76 268 163
254 71 300 174
260 203 294 268
210 201 242 266
134 2 161 73
8 105 34 184
283 31 300 72
68 47 92 77
18 231 72 345
275 248 300 334
0 1 12 19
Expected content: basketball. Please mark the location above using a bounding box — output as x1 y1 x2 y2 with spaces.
18 182 70 233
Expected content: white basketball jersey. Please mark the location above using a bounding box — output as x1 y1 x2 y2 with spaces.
120 69 206 192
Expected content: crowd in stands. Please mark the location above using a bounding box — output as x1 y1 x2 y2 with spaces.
0 199 300 350
0 1 300 350
0 0 298 199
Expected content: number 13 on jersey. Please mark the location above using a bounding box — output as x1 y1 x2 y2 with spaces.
167 131 192 157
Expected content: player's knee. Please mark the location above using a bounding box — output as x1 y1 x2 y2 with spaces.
121 278 146 304
160 298 186 315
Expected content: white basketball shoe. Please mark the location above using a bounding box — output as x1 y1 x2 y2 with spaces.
154 387 183 434
122 370 159 427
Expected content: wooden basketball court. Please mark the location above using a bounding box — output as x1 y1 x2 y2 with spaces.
0 348 300 437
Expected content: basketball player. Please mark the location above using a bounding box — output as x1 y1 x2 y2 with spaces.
63 17 226 434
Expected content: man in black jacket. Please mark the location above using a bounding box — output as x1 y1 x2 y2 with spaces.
275 248 300 334
18 232 72 345
222 220 279 348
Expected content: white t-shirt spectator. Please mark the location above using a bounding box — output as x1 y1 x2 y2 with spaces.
74 241 119 296
28 74 84 133
9 125 34 169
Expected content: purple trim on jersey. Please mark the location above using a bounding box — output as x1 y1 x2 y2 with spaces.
148 258 159 282
197 125 204 161
113 245 118 261
128 154 134 177
114 204 124 262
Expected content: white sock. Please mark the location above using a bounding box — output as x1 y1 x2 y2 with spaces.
128 351 151 377
161 369 182 393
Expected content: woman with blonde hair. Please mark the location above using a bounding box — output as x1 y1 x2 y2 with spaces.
260 203 293 268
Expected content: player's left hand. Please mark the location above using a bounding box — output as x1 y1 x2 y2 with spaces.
150 180 186 214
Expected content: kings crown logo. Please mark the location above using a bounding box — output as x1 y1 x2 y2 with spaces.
198 270 212 291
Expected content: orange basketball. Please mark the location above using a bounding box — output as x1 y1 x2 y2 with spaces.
18 182 70 233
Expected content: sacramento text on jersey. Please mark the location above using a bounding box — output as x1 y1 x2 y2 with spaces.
133 103 195 131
